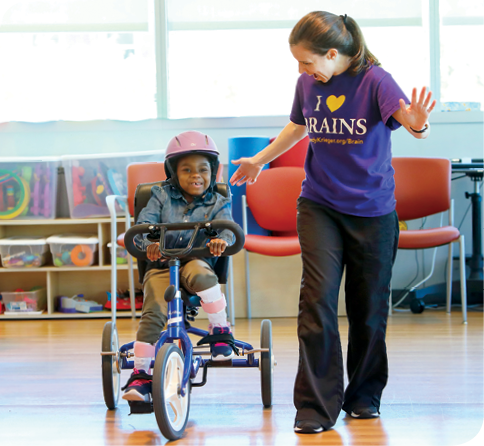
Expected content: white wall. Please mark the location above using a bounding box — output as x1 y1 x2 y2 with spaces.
0 112 482 295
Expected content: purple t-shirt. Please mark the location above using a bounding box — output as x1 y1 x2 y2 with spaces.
290 65 409 217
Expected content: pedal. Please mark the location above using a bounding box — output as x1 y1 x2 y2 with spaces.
127 401 154 414
208 359 233 367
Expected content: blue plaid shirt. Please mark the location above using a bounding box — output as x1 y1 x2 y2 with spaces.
135 183 234 271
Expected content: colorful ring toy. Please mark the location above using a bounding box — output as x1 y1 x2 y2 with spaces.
0 170 30 220
70 244 94 267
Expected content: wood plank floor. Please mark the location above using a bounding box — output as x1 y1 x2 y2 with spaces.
0 309 482 446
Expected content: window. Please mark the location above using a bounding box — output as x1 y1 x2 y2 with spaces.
165 0 428 119
439 0 484 110
0 0 157 122
0 0 482 122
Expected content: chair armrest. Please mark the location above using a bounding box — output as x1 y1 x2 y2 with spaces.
106 194 127 219
106 194 131 249
241 194 248 236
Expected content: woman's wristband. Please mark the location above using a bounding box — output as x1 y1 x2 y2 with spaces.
410 123 429 133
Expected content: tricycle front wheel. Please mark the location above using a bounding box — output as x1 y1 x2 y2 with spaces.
152 343 190 440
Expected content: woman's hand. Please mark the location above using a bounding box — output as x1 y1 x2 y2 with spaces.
398 86 436 131
229 157 265 186
207 238 228 256
147 242 163 262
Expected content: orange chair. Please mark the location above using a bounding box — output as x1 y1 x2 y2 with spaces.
393 157 467 323
242 167 305 318
106 162 166 320
106 162 226 320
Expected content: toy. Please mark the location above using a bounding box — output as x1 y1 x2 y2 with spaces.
0 169 31 220
30 164 42 216
29 164 52 218
2 287 46 313
71 163 111 218
101 220 274 440
70 244 94 267
0 163 53 220
58 294 103 313
19 167 32 217
42 164 52 218
72 165 87 206
47 234 98 267
52 244 94 267
0 237 48 268
105 289 143 311
90 162 113 207
75 299 103 313
107 168 127 211
107 242 135 265
58 294 82 313
1 250 43 268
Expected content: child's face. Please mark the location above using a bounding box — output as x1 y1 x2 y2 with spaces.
176 154 212 202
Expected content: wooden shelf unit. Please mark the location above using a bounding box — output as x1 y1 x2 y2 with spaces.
0 218 138 320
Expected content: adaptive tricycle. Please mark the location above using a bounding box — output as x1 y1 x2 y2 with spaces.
101 218 275 440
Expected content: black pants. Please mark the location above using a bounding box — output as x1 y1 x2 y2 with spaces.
294 197 399 429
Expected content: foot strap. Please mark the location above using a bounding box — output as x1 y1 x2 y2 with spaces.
121 371 152 391
128 401 154 414
196 333 240 356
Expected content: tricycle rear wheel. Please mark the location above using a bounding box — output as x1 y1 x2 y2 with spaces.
101 321 120 409
260 319 273 408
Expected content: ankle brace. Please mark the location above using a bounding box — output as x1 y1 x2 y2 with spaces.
134 341 155 358
197 285 226 314
133 341 155 372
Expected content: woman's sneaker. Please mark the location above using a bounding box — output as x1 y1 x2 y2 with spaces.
294 420 324 434
121 368 152 402
209 325 236 361
349 406 380 419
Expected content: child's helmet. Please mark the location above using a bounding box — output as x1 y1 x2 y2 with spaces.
164 131 220 191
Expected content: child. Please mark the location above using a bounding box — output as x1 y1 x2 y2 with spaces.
122 130 236 403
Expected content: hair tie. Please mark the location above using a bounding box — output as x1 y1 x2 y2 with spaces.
342 14 347 26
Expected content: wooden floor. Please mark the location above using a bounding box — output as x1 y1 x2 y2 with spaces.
0 308 483 446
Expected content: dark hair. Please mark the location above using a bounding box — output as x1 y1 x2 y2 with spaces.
289 11 380 75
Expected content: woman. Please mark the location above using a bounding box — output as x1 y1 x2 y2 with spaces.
230 11 436 434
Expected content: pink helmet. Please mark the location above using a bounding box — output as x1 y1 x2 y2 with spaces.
164 131 220 189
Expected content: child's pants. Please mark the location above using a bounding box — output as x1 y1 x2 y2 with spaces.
137 259 219 344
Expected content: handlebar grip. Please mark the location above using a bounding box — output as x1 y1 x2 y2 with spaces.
124 220 245 260
123 224 151 260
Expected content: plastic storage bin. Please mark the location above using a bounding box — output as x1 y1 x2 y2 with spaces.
61 150 164 218
46 234 99 267
0 156 60 220
0 236 49 268
107 242 136 264
1 288 47 313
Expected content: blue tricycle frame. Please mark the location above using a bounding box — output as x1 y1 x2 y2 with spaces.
101 220 274 441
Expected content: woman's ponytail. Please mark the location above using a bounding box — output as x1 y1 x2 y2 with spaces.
343 15 380 75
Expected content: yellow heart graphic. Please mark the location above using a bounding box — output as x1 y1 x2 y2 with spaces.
326 95 345 112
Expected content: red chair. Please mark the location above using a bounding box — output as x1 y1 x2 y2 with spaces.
242 167 305 317
106 162 225 320
269 135 309 168
393 157 467 323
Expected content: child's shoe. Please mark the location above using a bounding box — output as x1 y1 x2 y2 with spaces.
121 368 152 402
209 325 236 361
